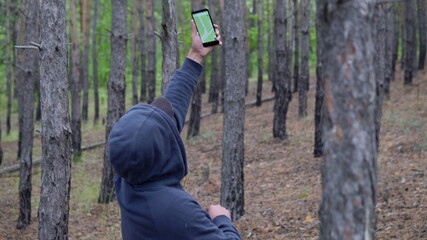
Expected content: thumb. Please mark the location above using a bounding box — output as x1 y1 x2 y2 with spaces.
191 20 198 36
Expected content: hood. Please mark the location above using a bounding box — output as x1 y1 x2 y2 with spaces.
108 104 187 186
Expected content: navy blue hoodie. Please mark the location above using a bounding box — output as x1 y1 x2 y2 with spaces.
109 58 242 240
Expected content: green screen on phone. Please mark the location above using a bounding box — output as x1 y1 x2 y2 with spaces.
192 11 216 44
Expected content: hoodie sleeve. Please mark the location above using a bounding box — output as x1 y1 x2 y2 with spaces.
164 58 203 132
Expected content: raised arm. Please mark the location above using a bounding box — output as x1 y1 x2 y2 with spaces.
164 20 221 132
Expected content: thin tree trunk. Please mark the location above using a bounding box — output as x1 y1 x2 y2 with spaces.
38 0 72 238
298 0 309 118
318 1 377 239
70 0 82 158
209 0 220 114
161 0 179 93
384 4 396 99
391 5 399 82
374 3 387 151
81 0 91 121
400 5 405 70
93 0 100 122
221 0 246 222
16 0 38 229
273 0 291 139
219 0 226 112
256 0 263 107
146 0 156 104
131 0 140 105
6 0 13 135
138 0 147 102
404 0 416 85
292 0 299 94
417 0 426 69
99 0 128 204
0 119 2 165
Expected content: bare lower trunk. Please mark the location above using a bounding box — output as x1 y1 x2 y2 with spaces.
138 0 147 103
209 0 219 113
404 0 415 85
221 0 246 222
298 0 309 118
99 0 127 204
131 0 140 105
81 0 91 121
93 0 100 122
318 1 377 239
417 0 426 69
384 4 396 99
38 0 72 238
292 0 299 93
256 0 263 107
146 0 156 104
6 0 13 135
187 67 204 139
161 0 179 93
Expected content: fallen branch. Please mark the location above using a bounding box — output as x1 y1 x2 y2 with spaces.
0 142 105 176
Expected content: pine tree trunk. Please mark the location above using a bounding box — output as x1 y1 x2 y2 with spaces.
131 0 140 105
81 0 91 121
384 4 396 99
292 0 299 94
374 3 387 151
219 0 226 111
417 0 426 69
17 0 38 229
273 0 291 139
99 0 128 204
209 0 220 114
38 0 72 238
161 0 179 93
318 1 377 239
138 0 147 103
0 119 2 165
298 0 309 118
221 0 246 222
404 0 416 85
392 6 399 82
6 0 13 135
146 0 156 104
93 0 100 122
70 0 82 158
256 0 263 107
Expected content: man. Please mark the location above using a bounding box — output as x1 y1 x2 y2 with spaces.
108 21 242 240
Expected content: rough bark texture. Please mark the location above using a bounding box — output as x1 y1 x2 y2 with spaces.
38 0 72 238
374 4 387 150
256 0 263 107
6 0 13 135
16 0 38 229
161 0 179 93
93 0 100 122
81 0 91 121
219 0 226 112
221 0 246 222
146 0 156 104
298 0 309 118
138 0 147 102
384 4 396 99
313 0 324 158
0 119 2 165
209 0 220 114
99 0 127 204
318 1 378 240
404 0 416 85
273 0 291 139
392 5 399 82
70 0 82 158
417 0 426 70
131 0 140 105
292 0 299 94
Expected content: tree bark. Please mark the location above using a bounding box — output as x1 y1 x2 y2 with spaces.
417 0 426 70
209 0 220 114
99 0 128 204
298 0 309 118
256 0 263 107
81 0 91 121
93 0 100 122
138 0 147 102
292 0 299 94
273 0 291 139
221 0 246 222
317 1 378 239
16 0 38 229
131 0 140 105
38 0 72 238
146 0 156 104
384 4 396 99
161 0 179 93
0 119 2 165
6 0 13 135
404 0 416 85
70 0 82 159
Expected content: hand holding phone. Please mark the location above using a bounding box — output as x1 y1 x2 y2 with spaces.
191 8 219 47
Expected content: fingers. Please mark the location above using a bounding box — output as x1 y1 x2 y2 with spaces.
191 20 198 36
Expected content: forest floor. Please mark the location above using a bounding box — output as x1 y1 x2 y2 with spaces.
0 67 426 240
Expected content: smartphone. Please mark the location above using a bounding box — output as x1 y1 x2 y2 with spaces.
191 8 219 47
